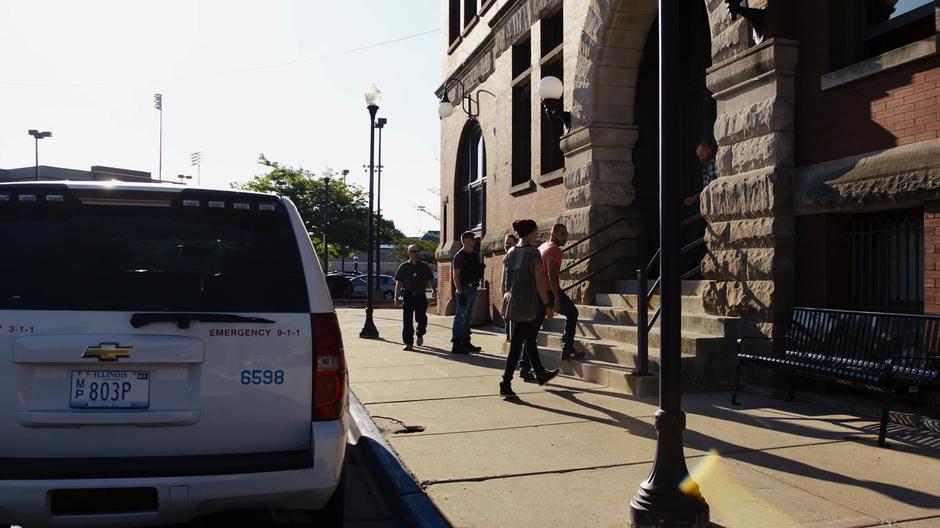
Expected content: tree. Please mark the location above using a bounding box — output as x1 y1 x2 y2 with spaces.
390 237 437 265
235 155 404 259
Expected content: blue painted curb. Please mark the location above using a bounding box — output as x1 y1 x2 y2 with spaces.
348 392 451 528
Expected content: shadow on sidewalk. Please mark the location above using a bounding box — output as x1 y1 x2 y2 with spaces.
510 388 940 510
355 309 940 510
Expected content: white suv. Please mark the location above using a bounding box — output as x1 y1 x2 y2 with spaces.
0 182 348 527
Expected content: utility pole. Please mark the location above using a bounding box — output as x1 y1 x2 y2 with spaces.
190 151 202 186
154 94 163 182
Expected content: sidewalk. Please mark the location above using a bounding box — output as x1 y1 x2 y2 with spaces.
339 307 940 528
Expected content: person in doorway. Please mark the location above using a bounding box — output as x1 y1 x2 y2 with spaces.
684 141 716 207
500 219 559 399
451 231 483 354
518 223 585 381
502 233 519 343
394 244 436 351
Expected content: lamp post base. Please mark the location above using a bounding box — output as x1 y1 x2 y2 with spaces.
629 410 709 528
629 484 709 528
359 309 380 339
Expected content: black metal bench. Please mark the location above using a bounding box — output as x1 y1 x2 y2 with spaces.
732 307 940 447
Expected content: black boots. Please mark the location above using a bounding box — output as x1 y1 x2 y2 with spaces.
451 340 470 354
536 369 559 386
561 344 586 361
499 381 517 399
451 339 479 354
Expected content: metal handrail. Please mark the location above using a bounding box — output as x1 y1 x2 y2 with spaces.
634 213 706 377
562 257 626 293
561 217 631 255
558 217 632 293
561 236 630 275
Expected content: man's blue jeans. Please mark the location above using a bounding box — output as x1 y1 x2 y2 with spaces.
452 287 478 342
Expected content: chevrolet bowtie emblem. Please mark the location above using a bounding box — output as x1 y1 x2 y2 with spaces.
83 343 134 361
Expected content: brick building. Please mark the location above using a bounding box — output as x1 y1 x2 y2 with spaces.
434 0 940 389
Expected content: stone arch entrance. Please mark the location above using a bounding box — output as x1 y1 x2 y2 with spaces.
558 0 749 303
632 2 717 268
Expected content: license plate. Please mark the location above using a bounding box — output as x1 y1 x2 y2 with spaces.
70 370 150 409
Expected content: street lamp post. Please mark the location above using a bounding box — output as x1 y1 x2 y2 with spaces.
154 94 163 182
360 83 382 339
375 117 387 282
629 2 709 526
323 176 331 272
27 130 52 181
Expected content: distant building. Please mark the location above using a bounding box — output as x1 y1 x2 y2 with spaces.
0 165 153 183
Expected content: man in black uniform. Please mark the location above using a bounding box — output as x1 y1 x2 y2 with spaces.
394 245 436 351
451 231 483 354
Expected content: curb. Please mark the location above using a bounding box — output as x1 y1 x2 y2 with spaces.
348 392 450 528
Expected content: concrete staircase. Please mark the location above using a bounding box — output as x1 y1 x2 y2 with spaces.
502 280 741 397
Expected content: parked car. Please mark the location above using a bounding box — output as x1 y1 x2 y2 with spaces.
349 274 396 300
0 182 348 527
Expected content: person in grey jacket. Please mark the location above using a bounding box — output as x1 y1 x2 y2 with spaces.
500 219 559 398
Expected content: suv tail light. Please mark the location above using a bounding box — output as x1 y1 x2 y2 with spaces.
311 313 348 421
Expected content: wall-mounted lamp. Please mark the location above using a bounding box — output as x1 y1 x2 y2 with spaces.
725 0 767 44
438 78 495 120
538 76 571 133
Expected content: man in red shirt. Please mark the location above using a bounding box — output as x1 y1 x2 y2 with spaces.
519 223 585 381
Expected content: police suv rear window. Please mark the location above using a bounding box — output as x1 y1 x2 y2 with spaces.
0 188 310 313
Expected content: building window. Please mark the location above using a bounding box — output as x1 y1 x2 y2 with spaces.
512 37 532 187
833 208 924 313
834 0 937 67
540 8 565 176
449 0 461 45
457 122 486 233
464 0 478 28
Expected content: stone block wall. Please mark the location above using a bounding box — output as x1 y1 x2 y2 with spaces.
702 39 799 336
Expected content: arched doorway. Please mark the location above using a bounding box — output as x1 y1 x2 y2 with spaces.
632 2 716 268
455 121 486 236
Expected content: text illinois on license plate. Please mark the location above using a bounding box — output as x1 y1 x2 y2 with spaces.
70 370 151 409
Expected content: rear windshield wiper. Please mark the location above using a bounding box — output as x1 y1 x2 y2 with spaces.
131 313 276 329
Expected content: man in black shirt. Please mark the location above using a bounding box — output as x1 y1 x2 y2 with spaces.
451 231 483 354
394 245 436 351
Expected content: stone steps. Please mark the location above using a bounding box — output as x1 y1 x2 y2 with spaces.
573 304 735 335
594 293 707 314
539 317 728 351
535 330 736 391
614 279 708 296
495 343 659 397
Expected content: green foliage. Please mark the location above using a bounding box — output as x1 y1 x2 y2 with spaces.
235 155 404 258
390 237 437 265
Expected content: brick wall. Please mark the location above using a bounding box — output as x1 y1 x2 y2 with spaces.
925 201 940 314
436 263 454 315
795 1 940 165
797 55 940 165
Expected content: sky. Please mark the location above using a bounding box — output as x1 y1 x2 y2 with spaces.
0 0 443 237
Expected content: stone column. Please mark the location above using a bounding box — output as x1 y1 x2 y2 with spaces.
559 123 645 304
702 38 799 337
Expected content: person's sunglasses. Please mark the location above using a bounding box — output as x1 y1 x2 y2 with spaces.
409 250 420 253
